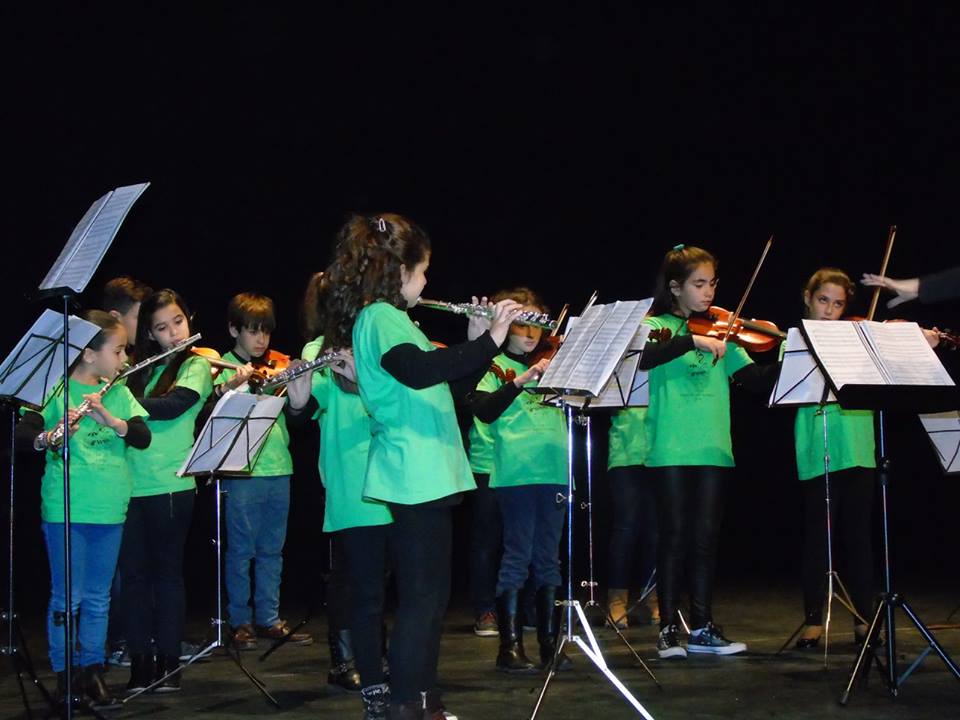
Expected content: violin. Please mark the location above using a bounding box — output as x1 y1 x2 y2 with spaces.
191 347 291 393
686 306 786 353
252 349 291 377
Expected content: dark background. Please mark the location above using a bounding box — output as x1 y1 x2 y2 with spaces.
3 5 960 618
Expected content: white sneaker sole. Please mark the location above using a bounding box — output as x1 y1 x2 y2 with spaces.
473 628 499 637
657 646 688 659
687 642 747 655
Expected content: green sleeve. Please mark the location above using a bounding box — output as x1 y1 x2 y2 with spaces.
725 344 754 377
477 368 502 393
311 369 333 413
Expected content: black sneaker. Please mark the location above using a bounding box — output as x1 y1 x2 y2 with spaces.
656 624 687 659
687 622 746 655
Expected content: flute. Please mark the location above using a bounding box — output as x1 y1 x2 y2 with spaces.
416 298 558 331
47 333 201 449
256 349 345 394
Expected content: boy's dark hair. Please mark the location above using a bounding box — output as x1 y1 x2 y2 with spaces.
228 293 276 333
650 246 718 316
101 276 153 315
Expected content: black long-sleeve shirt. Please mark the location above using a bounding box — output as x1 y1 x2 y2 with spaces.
920 266 960 305
466 350 527 424
137 387 200 421
380 331 501 401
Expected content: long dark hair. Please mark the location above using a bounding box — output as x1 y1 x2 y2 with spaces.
300 272 327 342
126 289 196 398
321 213 432 349
650 245 718 316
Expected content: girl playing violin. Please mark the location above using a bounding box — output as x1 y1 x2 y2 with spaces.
467 287 571 674
640 245 777 659
323 213 521 719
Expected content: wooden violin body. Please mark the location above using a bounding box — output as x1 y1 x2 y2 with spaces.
686 306 786 353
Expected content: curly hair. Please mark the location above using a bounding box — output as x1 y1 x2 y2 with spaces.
321 213 431 349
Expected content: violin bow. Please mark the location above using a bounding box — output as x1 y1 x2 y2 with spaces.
866 224 897 322
720 234 774 344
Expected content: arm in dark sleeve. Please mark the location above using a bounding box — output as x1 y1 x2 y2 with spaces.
123 417 151 449
638 335 696 370
137 387 201 421
15 411 44 451
467 383 523 424
919 266 960 304
284 395 319 429
380 332 500 390
731 361 780 396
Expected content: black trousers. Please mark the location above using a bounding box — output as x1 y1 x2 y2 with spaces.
117 489 195 657
338 524 391 687
801 466 876 626
606 465 658 590
386 502 452 705
468 473 501 616
653 466 727 630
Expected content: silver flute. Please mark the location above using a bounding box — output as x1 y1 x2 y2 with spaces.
256 349 345 394
416 298 558 331
48 333 201 449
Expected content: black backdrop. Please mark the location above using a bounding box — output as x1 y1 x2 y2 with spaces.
3 5 960 616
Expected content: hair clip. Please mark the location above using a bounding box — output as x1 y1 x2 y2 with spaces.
672 243 685 251
377 217 387 233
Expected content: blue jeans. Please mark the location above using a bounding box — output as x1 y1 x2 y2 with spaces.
223 476 290 627
42 522 123 671
495 484 566 595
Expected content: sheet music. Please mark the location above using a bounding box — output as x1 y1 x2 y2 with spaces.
770 327 836 406
859 321 955 387
178 391 284 476
801 320 887 388
537 299 651 396
0 310 100 408
571 325 651 407
39 183 150 293
918 411 960 474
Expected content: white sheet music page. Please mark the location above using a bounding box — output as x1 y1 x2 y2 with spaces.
918 411 960 473
40 183 150 293
770 327 836 406
801 320 886 389
858 321 955 387
0 310 100 407
537 299 650 396
585 325 651 407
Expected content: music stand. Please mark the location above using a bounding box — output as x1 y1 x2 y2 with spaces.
123 390 284 707
34 182 149 719
528 299 658 720
0 311 99 718
769 327 868 666
797 319 960 701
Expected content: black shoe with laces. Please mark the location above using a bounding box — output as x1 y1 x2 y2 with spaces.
687 622 746 655
656 624 687 659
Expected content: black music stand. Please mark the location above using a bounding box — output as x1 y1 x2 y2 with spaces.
124 391 284 707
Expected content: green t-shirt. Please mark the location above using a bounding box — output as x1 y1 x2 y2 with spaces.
468 419 494 474
608 407 649 469
477 353 568 488
128 355 213 497
38 379 147 524
352 301 476 504
794 404 876 481
213 350 293 477
303 338 391 532
643 314 753 467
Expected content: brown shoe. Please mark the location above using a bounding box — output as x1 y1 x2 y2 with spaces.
232 623 258 651
255 619 314 646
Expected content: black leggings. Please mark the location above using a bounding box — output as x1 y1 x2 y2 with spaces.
606 465 657 590
654 466 727 630
386 502 452 705
801 467 876 626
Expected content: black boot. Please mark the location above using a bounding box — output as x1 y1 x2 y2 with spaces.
495 590 536 672
56 669 83 709
153 655 182 693
423 689 455 719
536 585 572 671
126 654 154 692
82 663 121 710
327 629 362 693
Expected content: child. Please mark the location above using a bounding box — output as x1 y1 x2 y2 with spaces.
101 276 153 353
120 289 213 692
605 406 658 629
468 287 572 674
208 293 314 651
639 245 776 659
297 271 393 716
323 213 521 719
16 311 150 709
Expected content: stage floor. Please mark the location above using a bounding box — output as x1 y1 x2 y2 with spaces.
2 585 959 720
